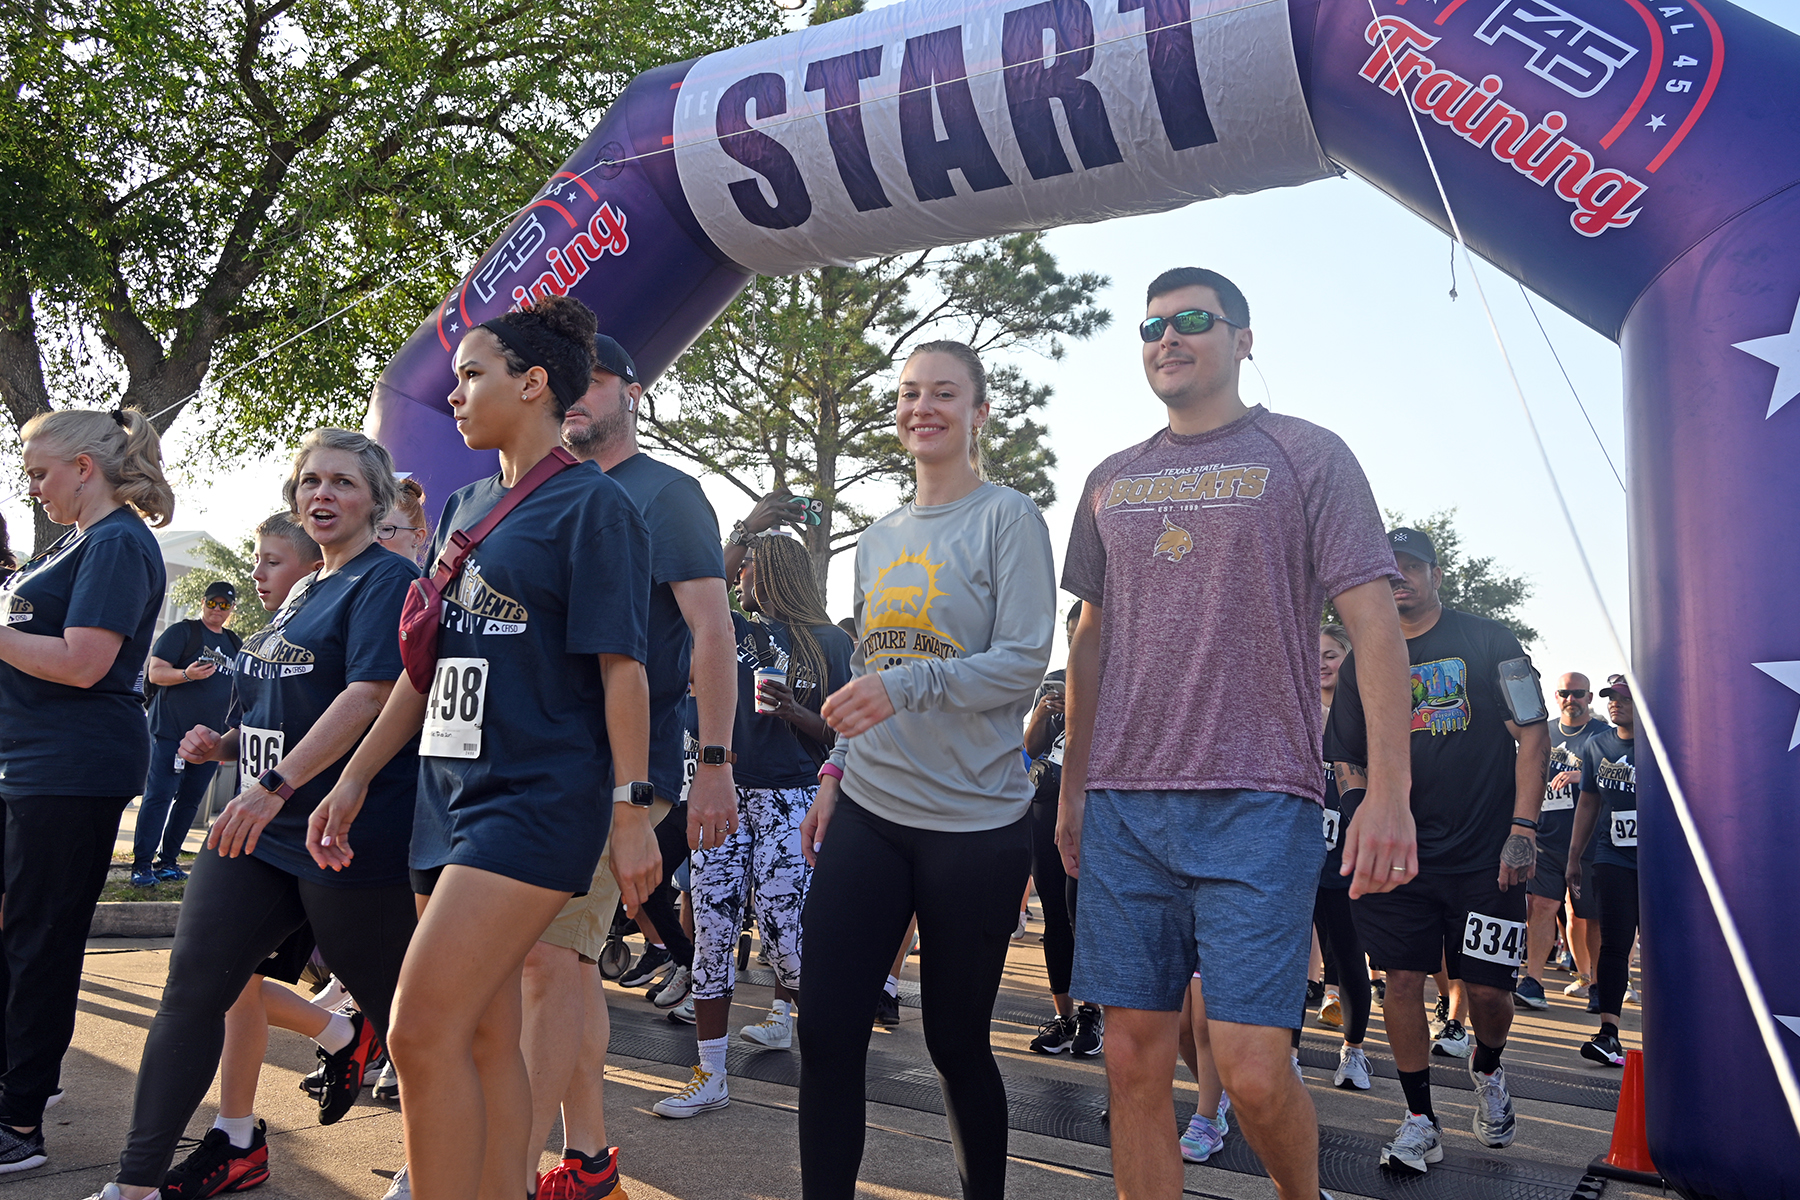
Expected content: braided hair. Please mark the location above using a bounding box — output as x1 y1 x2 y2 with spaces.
747 535 834 702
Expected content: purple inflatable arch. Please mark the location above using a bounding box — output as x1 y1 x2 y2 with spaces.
372 1 1800 1194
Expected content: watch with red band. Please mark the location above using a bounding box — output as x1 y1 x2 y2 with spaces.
257 768 296 801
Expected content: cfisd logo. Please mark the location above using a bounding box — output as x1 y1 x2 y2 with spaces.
1152 515 1194 563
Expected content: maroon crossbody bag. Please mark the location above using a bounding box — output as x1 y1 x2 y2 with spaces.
397 447 579 694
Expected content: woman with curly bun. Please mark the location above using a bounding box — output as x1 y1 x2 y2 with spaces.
0 408 171 1175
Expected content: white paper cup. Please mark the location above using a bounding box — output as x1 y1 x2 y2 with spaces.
754 668 787 713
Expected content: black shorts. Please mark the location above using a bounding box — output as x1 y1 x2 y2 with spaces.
410 862 587 899
1350 868 1528 990
1527 810 1600 919
255 922 315 985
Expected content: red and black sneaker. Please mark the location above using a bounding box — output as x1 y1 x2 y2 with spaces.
162 1122 270 1197
316 1011 380 1125
536 1146 627 1200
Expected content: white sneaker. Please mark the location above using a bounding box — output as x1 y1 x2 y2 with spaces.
1379 1112 1443 1175
1432 1018 1472 1058
1011 911 1029 939
740 999 794 1049
651 965 693 1009
1563 975 1591 997
83 1187 156 1200
652 1065 729 1118
373 1058 399 1102
1290 1054 1304 1082
381 1164 410 1199
1471 1061 1516 1148
1625 983 1640 1005
1334 1044 1372 1090
312 974 350 1012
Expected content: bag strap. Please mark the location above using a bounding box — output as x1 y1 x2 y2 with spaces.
428 447 579 589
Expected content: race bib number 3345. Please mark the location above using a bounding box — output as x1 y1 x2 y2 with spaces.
1461 912 1527 967
421 658 489 759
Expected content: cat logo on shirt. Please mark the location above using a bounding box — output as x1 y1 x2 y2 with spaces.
1152 515 1193 563
861 545 962 669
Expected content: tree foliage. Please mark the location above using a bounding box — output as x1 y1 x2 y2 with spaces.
646 232 1109 591
1 0 779 548
168 535 270 634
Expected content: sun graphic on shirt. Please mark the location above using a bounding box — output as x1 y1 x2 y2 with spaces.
863 546 954 642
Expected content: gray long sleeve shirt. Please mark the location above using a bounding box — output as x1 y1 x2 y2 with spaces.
828 482 1056 831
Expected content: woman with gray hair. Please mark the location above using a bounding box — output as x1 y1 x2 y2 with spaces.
88 429 421 1200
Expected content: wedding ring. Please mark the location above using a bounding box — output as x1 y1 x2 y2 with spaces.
1390 866 1406 873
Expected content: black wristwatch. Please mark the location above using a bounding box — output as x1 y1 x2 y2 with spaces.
700 745 737 766
257 768 296 801
612 782 655 807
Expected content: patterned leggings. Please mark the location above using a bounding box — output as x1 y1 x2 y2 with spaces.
691 785 814 1000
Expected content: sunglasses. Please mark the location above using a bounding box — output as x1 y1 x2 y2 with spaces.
1137 309 1244 343
1555 690 1589 698
376 523 422 541
204 598 234 610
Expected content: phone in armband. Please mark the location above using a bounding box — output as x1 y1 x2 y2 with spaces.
1497 657 1548 725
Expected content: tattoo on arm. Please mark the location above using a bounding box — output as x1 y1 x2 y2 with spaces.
1502 834 1536 871
1335 762 1368 790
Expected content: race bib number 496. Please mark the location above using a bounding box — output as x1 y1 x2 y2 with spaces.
420 658 489 759
240 726 284 779
1461 912 1527 967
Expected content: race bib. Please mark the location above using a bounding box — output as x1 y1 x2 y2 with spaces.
1461 912 1527 967
420 658 489 759
240 726 284 779
1610 809 1638 847
1322 808 1341 851
1541 792 1575 812
679 730 700 803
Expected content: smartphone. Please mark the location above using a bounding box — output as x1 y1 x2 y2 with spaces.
792 496 825 526
1497 657 1548 725
1042 680 1066 695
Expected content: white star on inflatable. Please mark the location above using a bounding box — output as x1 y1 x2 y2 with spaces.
1733 296 1800 418
1780 1014 1800 1040
1646 114 1666 130
1752 661 1800 750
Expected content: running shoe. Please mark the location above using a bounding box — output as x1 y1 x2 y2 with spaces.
651 1066 728 1118
130 869 157 889
311 975 351 1012
155 863 189 883
1318 992 1343 1028
1514 977 1549 1010
1586 992 1603 1014
1563 975 1592 997
874 990 900 1029
740 999 794 1049
1333 1044 1372 1090
1470 1061 1516 1148
1555 946 1577 973
1071 1003 1104 1056
162 1123 269 1197
1625 983 1640 1006
44 1090 62 1110
0 1124 45 1173
315 1010 380 1124
373 1058 399 1103
1011 911 1029 940
380 1164 409 1199
649 966 692 1010
1305 979 1325 1009
666 998 696 1025
1431 1018 1471 1058
1029 1014 1077 1055
1580 1031 1626 1067
1430 994 1450 1037
1379 1112 1442 1175
301 1038 384 1096
618 945 671 988
1179 1111 1224 1163
537 1146 626 1200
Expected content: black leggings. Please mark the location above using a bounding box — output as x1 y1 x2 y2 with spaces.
1312 887 1371 1043
118 848 416 1186
1027 801 1079 996
1592 863 1639 1017
798 797 1031 1200
640 801 693 968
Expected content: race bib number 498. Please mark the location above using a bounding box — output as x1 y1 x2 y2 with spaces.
1461 912 1527 967
420 658 489 759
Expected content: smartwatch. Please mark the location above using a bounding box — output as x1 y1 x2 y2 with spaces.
257 769 296 801
700 745 737 767
613 782 656 808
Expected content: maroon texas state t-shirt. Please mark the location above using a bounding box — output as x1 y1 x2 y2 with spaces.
1062 406 1397 803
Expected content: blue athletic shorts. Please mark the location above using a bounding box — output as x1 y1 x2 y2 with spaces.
1069 789 1325 1027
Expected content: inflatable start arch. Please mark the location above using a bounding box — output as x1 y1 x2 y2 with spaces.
372 1 1800 1194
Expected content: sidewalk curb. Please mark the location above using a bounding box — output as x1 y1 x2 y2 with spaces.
89 901 180 938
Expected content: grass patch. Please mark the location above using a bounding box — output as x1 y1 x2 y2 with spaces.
101 853 196 902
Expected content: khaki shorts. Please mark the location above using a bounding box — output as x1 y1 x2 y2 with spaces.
540 797 672 963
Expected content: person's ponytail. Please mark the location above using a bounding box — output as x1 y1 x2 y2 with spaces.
19 407 175 527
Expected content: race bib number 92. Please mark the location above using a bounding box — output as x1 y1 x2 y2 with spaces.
421 658 489 759
1611 809 1638 847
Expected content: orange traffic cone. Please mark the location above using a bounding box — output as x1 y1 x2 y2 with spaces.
1590 1048 1664 1185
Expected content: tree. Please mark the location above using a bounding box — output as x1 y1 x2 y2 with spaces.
168 535 270 634
1384 507 1538 645
644 232 1109 593
1 0 779 549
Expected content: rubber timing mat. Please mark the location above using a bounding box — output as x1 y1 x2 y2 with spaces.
608 1005 1594 1200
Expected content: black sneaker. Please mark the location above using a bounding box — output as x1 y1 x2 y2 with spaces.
1071 1003 1104 1056
874 990 900 1029
1305 979 1325 1009
1431 993 1450 1032
0 1124 45 1173
1580 1032 1626 1067
316 1010 381 1125
163 1122 270 1197
1029 1014 1077 1054
618 945 671 988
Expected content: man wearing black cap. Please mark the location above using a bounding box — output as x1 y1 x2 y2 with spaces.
136 582 242 887
1566 673 1639 1068
1326 528 1550 1176
512 334 738 1199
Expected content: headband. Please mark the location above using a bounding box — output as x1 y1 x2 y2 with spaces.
478 318 583 415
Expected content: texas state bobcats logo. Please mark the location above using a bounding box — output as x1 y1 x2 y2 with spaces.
861 545 962 668
1152 515 1194 563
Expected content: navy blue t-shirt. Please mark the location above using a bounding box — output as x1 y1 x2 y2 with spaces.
1543 717 1609 864
148 621 239 742
412 463 650 893
1579 727 1637 871
729 612 853 789
606 454 723 803
234 542 418 887
0 507 164 796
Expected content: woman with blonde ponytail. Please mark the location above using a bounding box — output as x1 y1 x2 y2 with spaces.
0 407 170 1174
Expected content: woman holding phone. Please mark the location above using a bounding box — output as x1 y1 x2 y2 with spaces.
797 340 1057 1200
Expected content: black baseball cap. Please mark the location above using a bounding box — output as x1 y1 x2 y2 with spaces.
592 334 638 384
203 581 237 604
1388 527 1438 566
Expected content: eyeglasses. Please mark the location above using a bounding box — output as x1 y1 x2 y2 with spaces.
376 524 422 541
204 598 234 611
1137 309 1245 343
1555 690 1588 698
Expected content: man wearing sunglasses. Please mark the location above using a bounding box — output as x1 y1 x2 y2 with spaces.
135 582 242 888
1059 267 1413 1200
